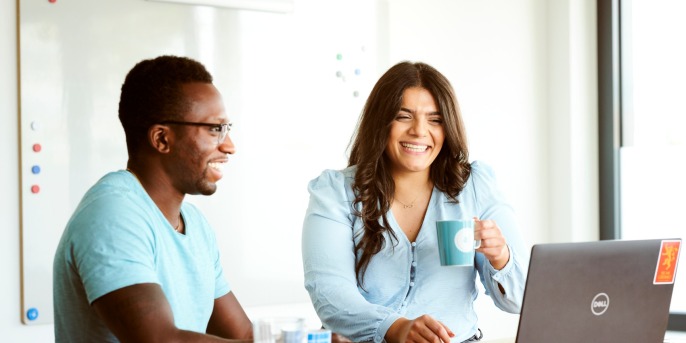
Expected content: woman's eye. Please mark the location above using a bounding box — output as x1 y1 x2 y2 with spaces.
395 114 411 120
430 118 443 124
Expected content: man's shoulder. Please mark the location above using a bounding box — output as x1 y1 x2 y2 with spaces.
84 170 144 199
89 170 139 191
72 171 150 220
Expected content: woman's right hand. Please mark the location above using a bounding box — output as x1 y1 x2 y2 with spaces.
385 315 454 343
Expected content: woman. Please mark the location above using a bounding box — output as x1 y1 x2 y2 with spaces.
302 61 527 343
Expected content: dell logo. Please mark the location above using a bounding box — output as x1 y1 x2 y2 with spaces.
591 293 610 316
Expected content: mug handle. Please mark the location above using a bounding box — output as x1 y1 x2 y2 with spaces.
472 217 482 249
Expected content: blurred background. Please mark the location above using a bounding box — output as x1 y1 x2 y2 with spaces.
0 0 683 341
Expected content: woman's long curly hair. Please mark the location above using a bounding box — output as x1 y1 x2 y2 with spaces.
348 61 471 288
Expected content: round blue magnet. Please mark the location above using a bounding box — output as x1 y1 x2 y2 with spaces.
27 308 39 321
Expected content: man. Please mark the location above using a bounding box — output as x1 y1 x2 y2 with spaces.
53 55 252 342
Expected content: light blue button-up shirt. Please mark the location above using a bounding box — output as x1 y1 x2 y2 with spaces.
302 161 528 343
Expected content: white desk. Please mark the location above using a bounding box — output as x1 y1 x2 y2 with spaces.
483 331 686 343
665 330 686 343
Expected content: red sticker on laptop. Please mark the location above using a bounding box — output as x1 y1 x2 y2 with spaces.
653 240 681 284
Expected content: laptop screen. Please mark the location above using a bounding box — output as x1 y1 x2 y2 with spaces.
515 239 681 343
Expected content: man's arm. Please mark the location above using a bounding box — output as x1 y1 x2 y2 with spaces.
206 291 253 339
92 283 247 343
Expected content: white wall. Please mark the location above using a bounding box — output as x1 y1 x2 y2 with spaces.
0 0 598 341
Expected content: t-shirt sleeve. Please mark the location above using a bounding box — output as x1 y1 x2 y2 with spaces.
68 192 160 304
213 253 231 299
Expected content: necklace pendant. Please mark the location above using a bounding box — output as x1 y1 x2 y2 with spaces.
403 204 414 209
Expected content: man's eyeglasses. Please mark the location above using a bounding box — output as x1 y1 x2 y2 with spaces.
159 120 232 145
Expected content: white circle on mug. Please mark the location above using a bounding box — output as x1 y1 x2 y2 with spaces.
454 228 473 253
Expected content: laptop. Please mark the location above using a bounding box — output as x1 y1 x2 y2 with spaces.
514 239 681 343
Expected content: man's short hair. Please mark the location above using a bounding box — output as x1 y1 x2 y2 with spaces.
118 55 213 156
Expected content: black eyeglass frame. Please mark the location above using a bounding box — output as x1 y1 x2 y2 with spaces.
159 120 232 144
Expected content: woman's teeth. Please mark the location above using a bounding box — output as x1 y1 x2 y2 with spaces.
401 143 428 152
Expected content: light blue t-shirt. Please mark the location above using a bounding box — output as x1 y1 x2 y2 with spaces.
302 161 528 343
53 170 230 343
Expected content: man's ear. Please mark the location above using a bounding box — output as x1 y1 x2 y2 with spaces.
148 124 172 153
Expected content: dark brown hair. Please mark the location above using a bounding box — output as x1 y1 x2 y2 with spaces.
348 61 471 287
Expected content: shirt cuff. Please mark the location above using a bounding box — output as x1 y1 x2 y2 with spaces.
375 313 403 343
486 244 514 283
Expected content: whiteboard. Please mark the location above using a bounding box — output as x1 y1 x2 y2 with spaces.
19 0 385 325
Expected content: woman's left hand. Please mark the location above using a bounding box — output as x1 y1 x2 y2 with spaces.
474 218 510 270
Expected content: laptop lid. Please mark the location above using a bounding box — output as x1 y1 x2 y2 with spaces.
515 239 681 343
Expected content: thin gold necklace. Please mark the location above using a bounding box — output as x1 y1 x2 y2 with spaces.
174 213 183 232
395 195 420 209
395 182 433 209
127 168 183 232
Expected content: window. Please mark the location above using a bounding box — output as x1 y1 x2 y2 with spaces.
599 0 686 330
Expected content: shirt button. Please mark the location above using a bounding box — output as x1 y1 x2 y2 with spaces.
411 242 417 247
402 300 407 306
410 282 415 287
412 262 417 267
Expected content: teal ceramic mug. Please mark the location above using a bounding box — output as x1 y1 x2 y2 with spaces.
436 219 481 266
